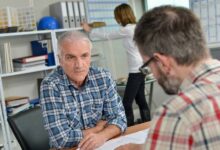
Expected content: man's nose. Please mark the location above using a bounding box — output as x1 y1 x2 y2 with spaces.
74 58 83 68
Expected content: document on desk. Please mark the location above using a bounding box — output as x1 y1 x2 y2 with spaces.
96 128 149 150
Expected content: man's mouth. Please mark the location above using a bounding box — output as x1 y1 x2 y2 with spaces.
74 70 84 73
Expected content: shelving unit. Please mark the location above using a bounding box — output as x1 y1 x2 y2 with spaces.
0 27 104 150
0 29 57 150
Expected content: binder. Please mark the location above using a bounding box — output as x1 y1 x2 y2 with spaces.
50 2 69 28
78 1 87 23
73 1 81 27
67 1 76 28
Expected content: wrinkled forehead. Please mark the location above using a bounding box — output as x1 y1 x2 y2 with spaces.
61 40 91 52
63 37 91 47
61 40 91 51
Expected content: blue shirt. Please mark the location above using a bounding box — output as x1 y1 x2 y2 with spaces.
40 66 127 148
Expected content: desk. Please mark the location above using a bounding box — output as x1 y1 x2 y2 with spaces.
117 78 156 110
123 121 150 135
51 122 150 150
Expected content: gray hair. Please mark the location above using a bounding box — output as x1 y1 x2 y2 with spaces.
134 5 210 66
57 30 92 56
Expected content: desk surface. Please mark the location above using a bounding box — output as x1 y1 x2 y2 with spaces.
124 122 150 135
50 122 150 150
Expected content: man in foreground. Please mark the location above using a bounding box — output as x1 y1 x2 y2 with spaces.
40 31 127 150
117 5 220 150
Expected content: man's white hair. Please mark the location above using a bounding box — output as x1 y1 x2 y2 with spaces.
57 30 92 56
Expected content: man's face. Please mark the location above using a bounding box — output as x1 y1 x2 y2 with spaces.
59 40 91 86
142 55 181 95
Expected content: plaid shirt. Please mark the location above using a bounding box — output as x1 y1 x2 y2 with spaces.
40 66 127 148
146 59 220 150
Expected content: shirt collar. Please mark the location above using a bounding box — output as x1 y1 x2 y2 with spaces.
180 59 220 91
57 66 92 89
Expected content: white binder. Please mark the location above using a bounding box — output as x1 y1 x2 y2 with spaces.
50 2 69 28
78 1 87 23
67 1 76 28
73 1 81 27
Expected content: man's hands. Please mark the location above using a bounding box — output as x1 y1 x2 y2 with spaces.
79 120 107 150
78 133 107 150
80 121 121 150
96 120 107 130
83 120 107 136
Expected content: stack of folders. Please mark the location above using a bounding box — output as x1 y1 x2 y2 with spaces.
0 42 13 73
12 54 48 71
5 96 30 115
50 0 86 29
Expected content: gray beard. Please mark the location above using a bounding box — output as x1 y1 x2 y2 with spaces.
157 68 181 95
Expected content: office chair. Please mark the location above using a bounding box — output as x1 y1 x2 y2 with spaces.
8 106 50 150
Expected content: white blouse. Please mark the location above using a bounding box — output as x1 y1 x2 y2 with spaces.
89 24 143 73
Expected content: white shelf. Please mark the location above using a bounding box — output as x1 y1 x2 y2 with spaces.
0 27 83 38
0 30 52 38
0 66 57 78
54 27 83 33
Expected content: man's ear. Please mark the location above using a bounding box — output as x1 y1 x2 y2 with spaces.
153 53 172 74
58 55 62 66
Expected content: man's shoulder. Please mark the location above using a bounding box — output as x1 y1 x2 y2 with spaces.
42 66 65 84
163 86 205 114
89 66 111 78
88 67 114 87
161 81 220 122
156 87 201 120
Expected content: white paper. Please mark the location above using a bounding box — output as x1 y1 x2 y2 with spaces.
96 129 149 150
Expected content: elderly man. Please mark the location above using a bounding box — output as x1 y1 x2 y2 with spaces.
117 5 220 150
40 31 127 150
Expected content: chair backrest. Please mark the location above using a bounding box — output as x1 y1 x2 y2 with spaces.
8 107 50 150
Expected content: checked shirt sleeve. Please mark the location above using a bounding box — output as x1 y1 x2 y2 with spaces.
40 80 83 148
102 72 127 132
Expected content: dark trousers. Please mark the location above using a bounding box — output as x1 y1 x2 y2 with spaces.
123 73 151 126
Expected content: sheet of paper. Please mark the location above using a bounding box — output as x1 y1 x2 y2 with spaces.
96 128 149 150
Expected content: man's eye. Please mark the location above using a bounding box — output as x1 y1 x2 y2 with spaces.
82 54 89 58
65 55 74 60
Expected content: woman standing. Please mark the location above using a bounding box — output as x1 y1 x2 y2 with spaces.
82 3 151 126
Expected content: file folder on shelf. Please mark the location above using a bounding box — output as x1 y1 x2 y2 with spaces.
50 2 69 28
78 1 87 23
67 1 76 28
73 1 81 27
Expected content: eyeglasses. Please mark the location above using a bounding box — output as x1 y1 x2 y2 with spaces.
139 57 154 75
